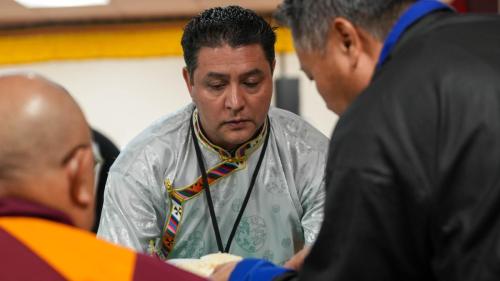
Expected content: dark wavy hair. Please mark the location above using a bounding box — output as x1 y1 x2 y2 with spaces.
181 5 276 80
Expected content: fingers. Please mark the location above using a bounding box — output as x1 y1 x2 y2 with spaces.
210 261 238 281
284 246 310 270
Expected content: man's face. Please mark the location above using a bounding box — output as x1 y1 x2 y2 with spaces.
295 25 377 115
184 44 273 150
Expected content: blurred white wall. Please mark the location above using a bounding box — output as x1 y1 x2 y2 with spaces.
0 54 337 148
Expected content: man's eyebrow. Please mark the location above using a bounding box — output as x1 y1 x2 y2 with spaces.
240 69 264 79
205 72 229 80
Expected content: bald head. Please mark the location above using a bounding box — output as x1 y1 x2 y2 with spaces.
0 73 91 184
0 73 96 230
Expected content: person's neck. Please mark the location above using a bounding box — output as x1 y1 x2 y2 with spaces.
358 28 384 66
196 121 235 151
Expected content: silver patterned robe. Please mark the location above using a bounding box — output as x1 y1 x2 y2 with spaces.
97 103 328 265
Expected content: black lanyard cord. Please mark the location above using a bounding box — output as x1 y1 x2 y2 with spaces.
190 115 270 253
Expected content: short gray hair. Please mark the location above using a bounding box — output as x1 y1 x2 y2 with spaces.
275 0 416 51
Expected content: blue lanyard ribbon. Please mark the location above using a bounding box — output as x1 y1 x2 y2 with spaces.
377 0 452 69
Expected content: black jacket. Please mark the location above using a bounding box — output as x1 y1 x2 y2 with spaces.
292 11 500 281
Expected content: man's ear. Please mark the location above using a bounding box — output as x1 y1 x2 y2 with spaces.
271 59 276 74
65 148 94 208
330 17 363 68
182 67 194 98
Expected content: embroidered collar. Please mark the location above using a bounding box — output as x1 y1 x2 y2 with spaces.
192 109 269 161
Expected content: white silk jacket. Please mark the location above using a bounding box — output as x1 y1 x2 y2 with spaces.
97 103 328 265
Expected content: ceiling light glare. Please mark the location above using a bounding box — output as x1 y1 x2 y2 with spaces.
15 0 110 8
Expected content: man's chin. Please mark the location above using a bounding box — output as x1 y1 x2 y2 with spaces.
222 132 254 149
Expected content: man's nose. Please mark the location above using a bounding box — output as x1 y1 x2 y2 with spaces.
225 85 245 112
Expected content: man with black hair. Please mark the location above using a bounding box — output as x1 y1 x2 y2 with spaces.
98 5 328 265
212 0 500 280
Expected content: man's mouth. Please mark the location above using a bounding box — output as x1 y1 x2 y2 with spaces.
223 119 250 128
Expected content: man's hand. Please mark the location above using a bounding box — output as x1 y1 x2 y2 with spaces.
283 246 310 271
210 261 238 281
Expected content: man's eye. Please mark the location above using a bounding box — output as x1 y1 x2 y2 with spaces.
208 83 225 90
243 81 259 88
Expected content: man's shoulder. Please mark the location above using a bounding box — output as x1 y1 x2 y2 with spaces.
1 216 137 271
1 216 201 280
391 13 500 76
111 104 194 173
373 13 500 105
268 107 329 151
129 103 193 144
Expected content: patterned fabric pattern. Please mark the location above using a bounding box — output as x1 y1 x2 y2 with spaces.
97 104 329 264
160 110 268 256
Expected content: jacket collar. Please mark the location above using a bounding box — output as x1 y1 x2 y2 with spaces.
0 197 74 226
192 108 269 162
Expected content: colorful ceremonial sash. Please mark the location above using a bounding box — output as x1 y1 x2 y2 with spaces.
158 110 268 257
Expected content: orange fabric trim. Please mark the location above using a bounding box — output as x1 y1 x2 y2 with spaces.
0 217 136 281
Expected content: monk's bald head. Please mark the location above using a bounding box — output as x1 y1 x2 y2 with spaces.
0 73 91 183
